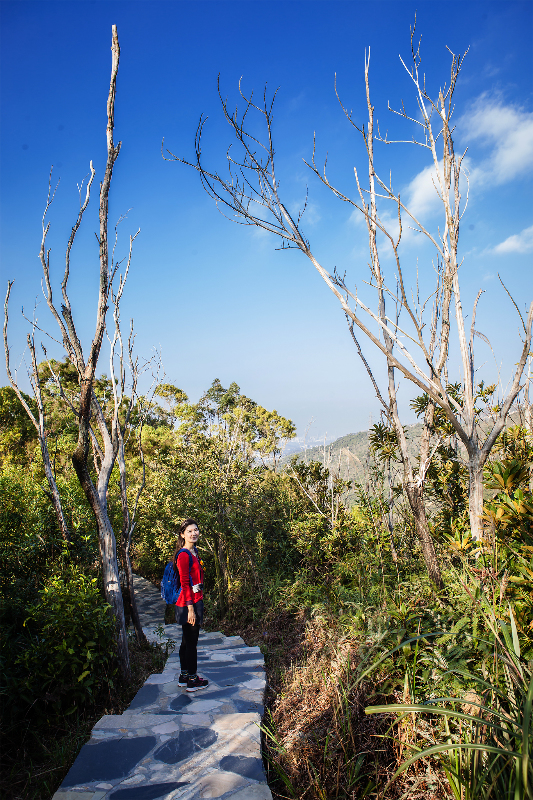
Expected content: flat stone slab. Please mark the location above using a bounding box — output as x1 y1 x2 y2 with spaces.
60 737 157 786
53 794 107 800
220 754 265 782
53 575 272 800
230 786 273 800
94 715 177 730
154 727 218 764
109 784 189 800
243 678 267 690
185 699 223 713
126 685 160 711
169 695 193 712
145 673 178 685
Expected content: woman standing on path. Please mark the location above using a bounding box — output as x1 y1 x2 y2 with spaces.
174 519 209 692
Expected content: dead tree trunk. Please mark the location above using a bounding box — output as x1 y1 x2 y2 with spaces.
111 316 152 647
118 434 147 645
4 26 138 679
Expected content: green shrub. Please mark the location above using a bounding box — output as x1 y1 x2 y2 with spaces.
3 570 116 722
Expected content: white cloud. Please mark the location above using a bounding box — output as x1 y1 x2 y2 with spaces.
492 224 533 254
459 94 533 185
403 161 444 219
361 95 533 238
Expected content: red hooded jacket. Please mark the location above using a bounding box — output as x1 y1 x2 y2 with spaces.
175 548 204 607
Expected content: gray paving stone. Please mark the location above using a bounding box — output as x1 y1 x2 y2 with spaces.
232 698 263 714
199 666 263 686
145 673 177 685
61 737 157 786
169 695 193 712
242 678 266 690
154 728 218 764
161 682 182 695
210 653 235 662
212 713 261 737
234 648 261 658
189 688 238 702
196 638 224 647
180 713 211 726
108 783 188 800
126 685 160 711
228 785 272 800
184 771 247 797
185 699 223 714
52 793 107 800
220 755 265 782
151 720 180 735
95 715 176 730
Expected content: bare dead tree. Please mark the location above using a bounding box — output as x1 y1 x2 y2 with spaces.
3 288 70 541
108 256 162 645
322 29 533 545
3 26 144 678
518 355 532 436
165 21 532 566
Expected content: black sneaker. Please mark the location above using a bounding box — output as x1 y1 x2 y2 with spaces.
178 673 189 686
186 675 209 692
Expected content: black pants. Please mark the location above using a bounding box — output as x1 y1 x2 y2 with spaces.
179 621 199 675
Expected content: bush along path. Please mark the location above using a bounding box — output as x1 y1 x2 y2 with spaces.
52 575 272 800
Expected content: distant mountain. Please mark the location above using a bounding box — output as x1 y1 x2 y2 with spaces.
280 423 425 505
279 409 524 506
280 435 337 458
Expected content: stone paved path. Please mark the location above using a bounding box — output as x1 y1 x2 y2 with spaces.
52 575 272 800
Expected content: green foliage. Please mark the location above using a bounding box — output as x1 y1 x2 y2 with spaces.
482 446 533 652
0 467 63 610
0 386 38 465
368 421 400 462
0 464 114 741
9 570 116 714
2 363 531 800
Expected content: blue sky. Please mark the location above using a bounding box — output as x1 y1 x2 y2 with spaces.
1 0 532 441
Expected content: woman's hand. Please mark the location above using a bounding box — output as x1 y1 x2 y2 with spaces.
187 605 196 625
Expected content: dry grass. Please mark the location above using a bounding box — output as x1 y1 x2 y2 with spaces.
265 614 394 799
215 603 453 800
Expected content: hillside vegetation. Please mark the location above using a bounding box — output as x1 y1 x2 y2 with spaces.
1 374 532 800
282 425 425 505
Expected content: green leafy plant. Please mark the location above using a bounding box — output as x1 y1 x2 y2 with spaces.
12 570 117 714
366 605 533 799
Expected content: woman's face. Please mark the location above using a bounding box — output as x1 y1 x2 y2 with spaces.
183 523 200 547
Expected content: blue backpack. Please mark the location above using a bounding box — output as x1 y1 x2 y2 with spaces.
160 548 194 605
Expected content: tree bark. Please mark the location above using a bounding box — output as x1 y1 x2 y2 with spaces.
121 532 146 645
210 526 228 614
98 513 130 671
405 483 443 588
39 438 70 542
118 432 147 646
3 295 71 542
468 453 485 542
386 459 398 563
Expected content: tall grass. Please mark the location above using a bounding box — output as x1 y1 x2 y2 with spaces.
366 603 533 800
